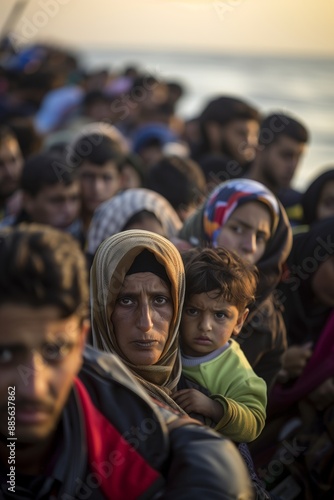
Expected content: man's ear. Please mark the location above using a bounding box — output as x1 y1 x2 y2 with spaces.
79 319 90 350
233 308 249 336
205 122 222 150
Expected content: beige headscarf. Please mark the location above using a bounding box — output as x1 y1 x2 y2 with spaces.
90 229 185 410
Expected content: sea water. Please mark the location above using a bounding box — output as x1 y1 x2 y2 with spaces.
79 48 334 192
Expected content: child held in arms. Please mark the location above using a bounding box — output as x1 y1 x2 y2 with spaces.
174 247 267 443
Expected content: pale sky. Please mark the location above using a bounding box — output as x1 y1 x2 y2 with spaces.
2 0 334 56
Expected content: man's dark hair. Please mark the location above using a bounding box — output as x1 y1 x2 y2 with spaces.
0 224 88 320
199 96 261 127
82 90 111 110
70 133 123 170
182 247 258 311
258 113 309 147
198 96 261 156
21 151 75 197
146 156 206 211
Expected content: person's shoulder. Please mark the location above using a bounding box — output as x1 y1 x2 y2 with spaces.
277 187 302 206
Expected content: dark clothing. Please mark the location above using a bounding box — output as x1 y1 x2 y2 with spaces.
301 169 334 225
235 293 287 393
0 346 254 499
277 187 303 227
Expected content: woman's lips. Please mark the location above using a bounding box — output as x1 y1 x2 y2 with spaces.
133 340 158 348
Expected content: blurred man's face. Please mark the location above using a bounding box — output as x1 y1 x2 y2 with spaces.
0 137 23 201
79 161 121 214
0 305 87 445
220 119 259 165
205 119 259 166
258 135 306 190
23 181 81 229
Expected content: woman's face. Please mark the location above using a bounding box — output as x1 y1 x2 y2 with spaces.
216 201 272 264
111 272 173 365
311 256 334 307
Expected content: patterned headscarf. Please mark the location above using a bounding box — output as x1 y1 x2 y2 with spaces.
203 179 280 247
87 188 182 256
179 179 291 298
90 229 185 411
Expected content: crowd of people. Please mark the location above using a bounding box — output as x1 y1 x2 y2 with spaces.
0 38 334 499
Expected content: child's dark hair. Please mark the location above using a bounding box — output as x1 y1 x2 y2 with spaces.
0 224 88 322
182 247 258 310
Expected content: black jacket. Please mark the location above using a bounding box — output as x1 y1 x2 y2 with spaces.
0 346 254 499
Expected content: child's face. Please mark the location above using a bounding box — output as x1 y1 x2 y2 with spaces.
180 291 248 357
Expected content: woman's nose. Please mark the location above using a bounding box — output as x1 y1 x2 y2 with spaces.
137 303 154 332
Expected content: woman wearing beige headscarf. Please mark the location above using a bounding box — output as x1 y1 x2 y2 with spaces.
90 229 185 411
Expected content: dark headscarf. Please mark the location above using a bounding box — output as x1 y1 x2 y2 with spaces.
278 217 334 345
270 218 334 415
301 168 334 225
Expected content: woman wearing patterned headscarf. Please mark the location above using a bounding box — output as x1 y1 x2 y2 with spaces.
86 188 182 257
178 179 292 392
90 229 185 411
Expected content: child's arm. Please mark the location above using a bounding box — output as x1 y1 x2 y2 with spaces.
212 376 267 443
173 388 224 423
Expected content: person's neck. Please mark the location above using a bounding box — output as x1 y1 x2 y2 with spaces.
80 208 93 234
0 434 56 476
246 161 277 193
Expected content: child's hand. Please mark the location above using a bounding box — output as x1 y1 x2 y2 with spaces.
173 388 223 422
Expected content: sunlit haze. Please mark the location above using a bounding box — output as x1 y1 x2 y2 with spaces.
2 0 334 56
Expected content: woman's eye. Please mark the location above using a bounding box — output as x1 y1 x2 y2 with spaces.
230 225 243 234
118 297 133 306
256 233 268 243
154 296 168 305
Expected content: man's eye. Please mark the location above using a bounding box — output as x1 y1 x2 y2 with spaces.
41 342 72 362
0 349 13 364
